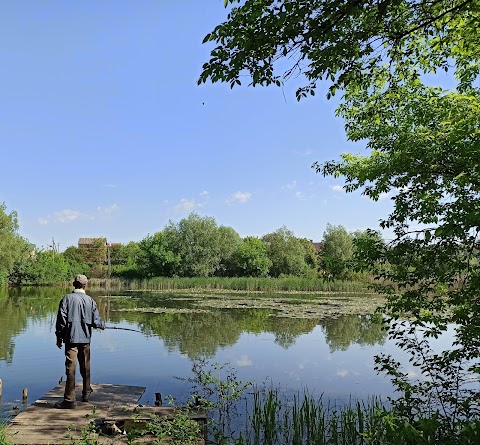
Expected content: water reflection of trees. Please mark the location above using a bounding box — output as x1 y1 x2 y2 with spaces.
320 314 386 352
0 289 387 363
105 297 386 357
0 287 61 363
107 308 272 359
105 295 319 358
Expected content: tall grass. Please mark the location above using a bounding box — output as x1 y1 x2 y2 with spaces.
238 388 386 445
0 422 10 445
236 387 480 445
88 277 372 293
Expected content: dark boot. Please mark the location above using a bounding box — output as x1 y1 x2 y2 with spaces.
82 387 93 402
54 400 77 409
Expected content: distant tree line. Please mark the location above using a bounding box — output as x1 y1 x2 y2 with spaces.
0 204 385 285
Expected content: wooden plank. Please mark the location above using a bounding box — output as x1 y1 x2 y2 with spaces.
6 383 205 445
6 383 146 444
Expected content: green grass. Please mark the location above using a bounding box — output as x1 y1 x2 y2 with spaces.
0 422 10 445
237 388 480 445
89 276 372 293
239 389 385 445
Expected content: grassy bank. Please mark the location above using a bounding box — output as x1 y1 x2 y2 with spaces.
88 276 373 293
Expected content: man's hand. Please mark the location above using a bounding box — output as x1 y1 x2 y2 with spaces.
56 338 63 349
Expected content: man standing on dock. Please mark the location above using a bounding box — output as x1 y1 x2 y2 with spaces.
55 274 105 409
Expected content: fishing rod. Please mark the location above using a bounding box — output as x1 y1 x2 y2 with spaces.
104 326 142 333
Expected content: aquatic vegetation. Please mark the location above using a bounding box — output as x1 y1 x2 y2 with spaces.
89 276 372 294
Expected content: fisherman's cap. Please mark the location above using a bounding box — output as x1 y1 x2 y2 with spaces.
74 274 88 285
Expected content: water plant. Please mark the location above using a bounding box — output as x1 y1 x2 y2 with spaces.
236 386 480 445
69 409 100 445
172 359 252 444
238 388 382 445
146 398 203 445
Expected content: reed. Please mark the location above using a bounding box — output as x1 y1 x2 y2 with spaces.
239 388 387 445
237 388 480 445
88 277 371 293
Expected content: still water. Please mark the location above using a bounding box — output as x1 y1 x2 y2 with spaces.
0 287 439 418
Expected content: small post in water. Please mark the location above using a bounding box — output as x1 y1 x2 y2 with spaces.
155 392 162 406
22 387 28 404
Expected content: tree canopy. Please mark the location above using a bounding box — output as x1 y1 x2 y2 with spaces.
229 236 273 277
201 0 480 438
321 224 353 279
0 203 24 285
262 226 313 277
199 0 479 98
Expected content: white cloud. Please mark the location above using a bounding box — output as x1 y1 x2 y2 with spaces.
97 203 120 216
336 369 349 377
282 180 317 200
37 209 84 225
295 191 306 200
200 190 209 197
330 185 343 192
227 191 252 205
235 355 253 367
293 149 314 157
38 203 120 225
174 198 203 214
282 180 297 190
53 209 84 223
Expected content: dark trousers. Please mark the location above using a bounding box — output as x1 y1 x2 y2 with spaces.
64 343 91 402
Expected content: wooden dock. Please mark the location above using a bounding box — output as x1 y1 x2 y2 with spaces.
6 383 207 444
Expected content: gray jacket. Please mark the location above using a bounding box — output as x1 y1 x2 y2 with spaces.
55 289 104 344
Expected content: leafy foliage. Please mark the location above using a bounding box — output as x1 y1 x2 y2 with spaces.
146 400 202 445
181 359 252 443
138 231 180 277
201 0 480 440
200 0 479 99
318 85 480 433
138 216 323 279
229 236 272 277
9 244 88 286
262 226 314 277
0 203 24 286
321 224 353 279
162 213 241 277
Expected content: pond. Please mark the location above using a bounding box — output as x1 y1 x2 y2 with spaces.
0 286 447 420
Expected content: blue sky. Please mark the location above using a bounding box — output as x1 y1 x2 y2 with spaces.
0 0 394 250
